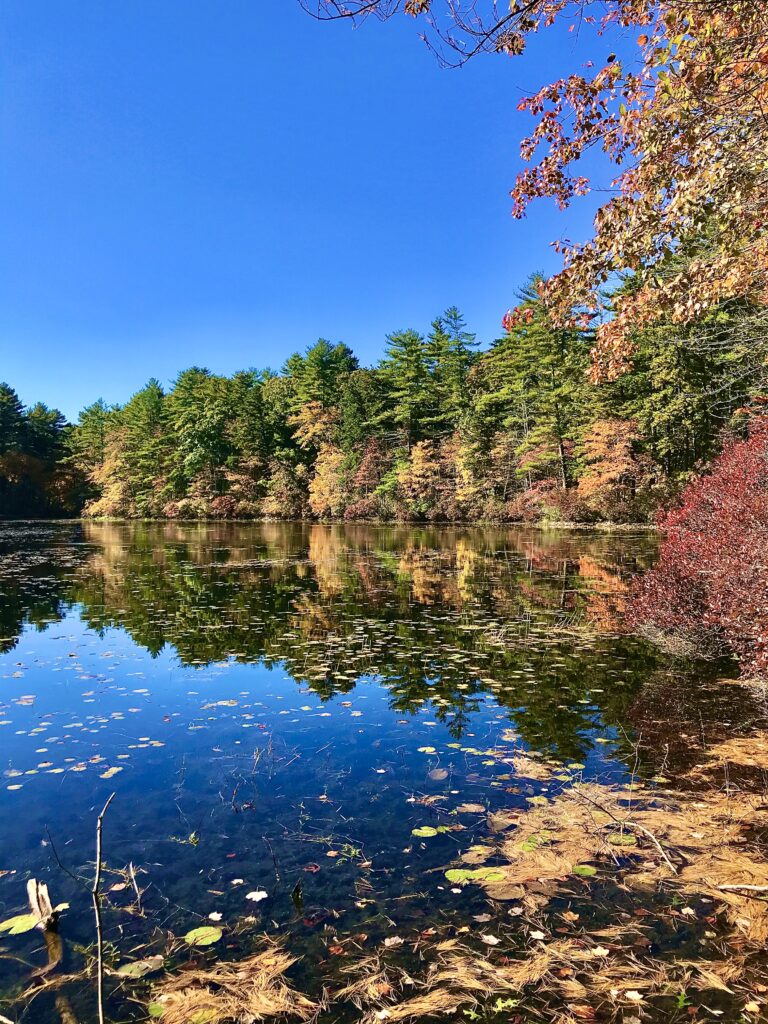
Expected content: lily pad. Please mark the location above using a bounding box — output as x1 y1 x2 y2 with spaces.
148 1003 165 1019
572 864 597 877
117 955 164 978
445 867 506 884
0 913 39 935
412 826 439 838
520 831 552 852
184 925 223 946
608 832 638 848
428 768 449 781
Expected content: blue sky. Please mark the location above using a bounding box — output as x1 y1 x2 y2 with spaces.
0 2 620 420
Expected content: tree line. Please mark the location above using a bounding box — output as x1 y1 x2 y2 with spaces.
1 277 761 523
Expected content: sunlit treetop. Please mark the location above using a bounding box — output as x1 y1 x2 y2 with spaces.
303 0 768 379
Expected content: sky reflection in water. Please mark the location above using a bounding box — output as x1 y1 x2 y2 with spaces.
0 522 729 1021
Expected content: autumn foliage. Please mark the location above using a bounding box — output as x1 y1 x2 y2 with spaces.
310 0 768 378
631 416 768 676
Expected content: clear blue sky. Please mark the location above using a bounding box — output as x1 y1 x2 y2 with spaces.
0 2 617 421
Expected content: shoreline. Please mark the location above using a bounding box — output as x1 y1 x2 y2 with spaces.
0 517 658 532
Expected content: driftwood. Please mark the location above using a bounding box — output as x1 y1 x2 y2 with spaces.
22 880 81 1022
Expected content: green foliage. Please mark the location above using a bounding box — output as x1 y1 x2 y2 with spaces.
0 381 76 516
5 286 764 523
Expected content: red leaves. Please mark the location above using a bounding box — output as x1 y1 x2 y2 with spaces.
501 306 535 332
631 416 768 676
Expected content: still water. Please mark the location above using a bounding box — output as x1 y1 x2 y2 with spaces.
0 522 741 1022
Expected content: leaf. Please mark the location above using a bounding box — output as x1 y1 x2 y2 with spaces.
412 826 439 838
116 955 164 978
445 867 506 884
428 768 448 781
608 832 638 847
148 1003 165 1019
245 890 268 902
572 864 597 877
456 803 485 814
184 925 223 946
0 913 39 935
520 832 552 852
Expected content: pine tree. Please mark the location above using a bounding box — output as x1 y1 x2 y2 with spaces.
379 329 431 449
471 279 590 498
425 307 478 431
0 383 25 455
284 339 358 412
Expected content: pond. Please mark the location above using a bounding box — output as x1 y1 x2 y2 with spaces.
0 521 761 1024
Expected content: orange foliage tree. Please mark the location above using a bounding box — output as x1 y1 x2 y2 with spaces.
305 1 768 376
578 417 654 520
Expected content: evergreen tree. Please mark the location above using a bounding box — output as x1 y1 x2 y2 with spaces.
379 329 431 449
284 339 358 411
471 280 590 494
0 383 25 455
23 403 66 461
425 307 478 430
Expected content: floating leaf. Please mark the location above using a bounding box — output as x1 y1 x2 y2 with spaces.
184 925 223 947
456 803 485 814
572 864 597 877
461 844 494 865
148 1003 165 1019
117 955 164 978
445 867 506 884
0 913 39 935
412 826 438 838
608 832 638 848
520 831 552 852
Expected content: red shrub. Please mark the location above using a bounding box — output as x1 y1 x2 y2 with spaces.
630 417 768 675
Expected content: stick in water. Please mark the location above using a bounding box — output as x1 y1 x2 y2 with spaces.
92 794 116 1024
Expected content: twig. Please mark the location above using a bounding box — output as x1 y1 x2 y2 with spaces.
128 862 142 915
92 794 115 1024
571 786 679 875
45 827 88 886
624 820 679 876
263 834 281 883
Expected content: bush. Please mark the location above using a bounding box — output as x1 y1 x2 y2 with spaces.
630 417 768 676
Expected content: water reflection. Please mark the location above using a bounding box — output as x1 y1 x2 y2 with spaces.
1 520 665 763
0 522 749 1024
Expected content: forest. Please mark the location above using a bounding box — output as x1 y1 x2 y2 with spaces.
1 278 764 526
3 4 768 1024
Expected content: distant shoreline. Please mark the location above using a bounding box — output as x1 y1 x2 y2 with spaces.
0 517 658 532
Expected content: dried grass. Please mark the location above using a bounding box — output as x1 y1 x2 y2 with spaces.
151 733 768 1024
336 956 398 1007
335 938 578 1023
151 943 318 1024
698 730 768 769
371 987 468 1022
